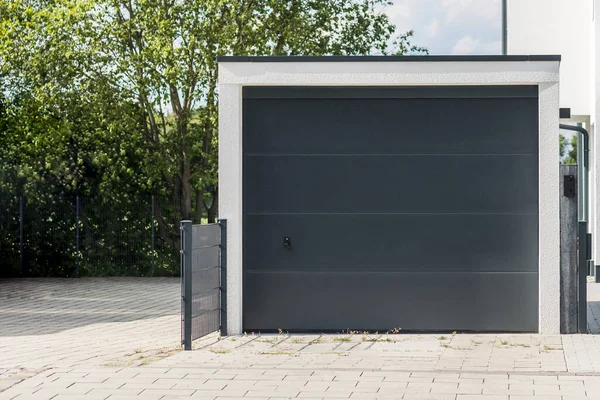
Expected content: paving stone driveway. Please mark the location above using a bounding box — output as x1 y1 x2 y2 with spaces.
1 278 600 400
0 278 181 392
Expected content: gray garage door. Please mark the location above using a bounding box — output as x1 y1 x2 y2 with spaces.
243 86 539 332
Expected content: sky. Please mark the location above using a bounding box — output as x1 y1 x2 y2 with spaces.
387 0 502 55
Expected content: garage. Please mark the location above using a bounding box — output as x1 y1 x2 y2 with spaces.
218 56 561 334
242 85 539 332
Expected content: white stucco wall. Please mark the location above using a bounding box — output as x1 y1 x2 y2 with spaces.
594 0 600 271
508 0 593 116
508 0 600 275
218 59 561 334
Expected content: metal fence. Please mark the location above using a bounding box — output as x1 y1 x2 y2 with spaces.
0 195 179 277
181 219 227 350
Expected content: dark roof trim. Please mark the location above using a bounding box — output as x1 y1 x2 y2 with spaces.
217 55 561 63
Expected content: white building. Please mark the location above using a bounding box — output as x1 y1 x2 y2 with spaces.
507 0 599 278
218 56 562 334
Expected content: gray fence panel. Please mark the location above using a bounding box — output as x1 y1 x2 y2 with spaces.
219 219 227 337
181 220 226 349
192 246 220 270
192 224 220 248
1 195 180 278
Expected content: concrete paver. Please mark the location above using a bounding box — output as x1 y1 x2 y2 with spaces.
0 277 181 392
1 279 600 399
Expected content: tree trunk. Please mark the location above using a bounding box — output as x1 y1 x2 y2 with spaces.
182 156 192 220
173 175 181 219
195 189 203 223
154 198 178 252
207 188 218 223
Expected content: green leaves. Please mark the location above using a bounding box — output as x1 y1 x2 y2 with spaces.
560 134 577 165
0 0 425 257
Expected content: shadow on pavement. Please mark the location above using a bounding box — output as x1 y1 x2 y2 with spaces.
0 277 180 336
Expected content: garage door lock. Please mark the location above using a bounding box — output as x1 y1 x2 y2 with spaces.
283 236 292 250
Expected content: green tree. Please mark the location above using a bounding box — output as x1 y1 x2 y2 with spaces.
567 135 578 165
0 0 425 274
0 1 149 198
559 134 578 164
559 134 568 161
95 0 426 224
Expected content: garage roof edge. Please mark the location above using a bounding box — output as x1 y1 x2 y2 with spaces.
217 55 561 63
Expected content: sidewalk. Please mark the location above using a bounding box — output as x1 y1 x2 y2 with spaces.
0 279 599 399
2 331 600 399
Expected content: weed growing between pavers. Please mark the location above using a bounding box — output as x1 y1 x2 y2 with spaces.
104 345 181 367
543 345 562 352
258 350 296 356
333 336 352 342
258 338 279 344
363 337 393 342
324 352 349 356
209 348 231 354
257 333 288 344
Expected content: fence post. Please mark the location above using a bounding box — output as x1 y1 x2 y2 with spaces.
579 221 588 333
219 219 227 337
181 220 192 350
560 166 578 333
151 195 155 276
75 195 80 276
19 196 23 276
